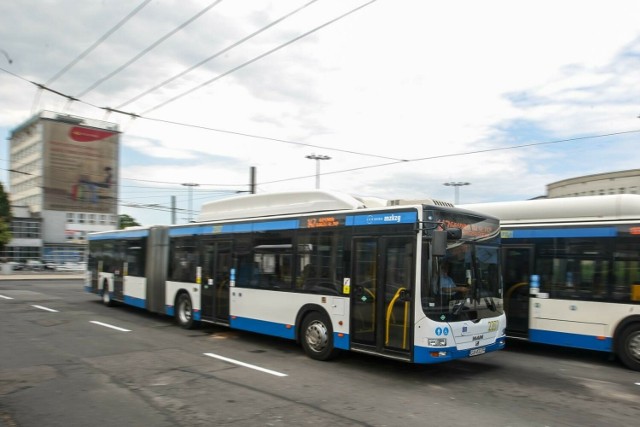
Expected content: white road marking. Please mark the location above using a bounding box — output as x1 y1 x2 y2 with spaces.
204 352 288 377
0 294 13 300
32 305 59 312
90 320 131 332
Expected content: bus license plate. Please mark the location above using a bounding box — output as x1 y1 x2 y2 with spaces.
469 347 486 357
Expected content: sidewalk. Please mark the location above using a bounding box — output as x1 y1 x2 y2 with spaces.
0 272 85 280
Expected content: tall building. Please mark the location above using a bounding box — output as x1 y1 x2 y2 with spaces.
6 111 120 264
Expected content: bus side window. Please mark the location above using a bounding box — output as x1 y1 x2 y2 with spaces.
252 236 294 290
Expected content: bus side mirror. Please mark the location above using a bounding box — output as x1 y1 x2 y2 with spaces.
433 230 447 257
433 228 462 256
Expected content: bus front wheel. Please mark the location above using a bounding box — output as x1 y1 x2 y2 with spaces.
301 311 338 361
617 323 640 371
176 293 196 329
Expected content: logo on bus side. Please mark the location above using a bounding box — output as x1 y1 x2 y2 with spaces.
366 214 402 224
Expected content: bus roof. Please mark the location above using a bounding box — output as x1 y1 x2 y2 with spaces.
459 194 640 225
196 190 457 222
196 190 370 222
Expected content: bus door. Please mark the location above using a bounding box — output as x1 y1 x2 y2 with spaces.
112 242 125 300
351 236 414 357
503 245 533 337
200 239 232 324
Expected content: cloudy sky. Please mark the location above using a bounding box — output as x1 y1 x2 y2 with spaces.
1 0 639 226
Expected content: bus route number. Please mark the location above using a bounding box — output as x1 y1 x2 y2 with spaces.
488 320 498 332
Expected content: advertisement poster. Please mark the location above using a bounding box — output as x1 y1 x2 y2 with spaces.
42 120 119 213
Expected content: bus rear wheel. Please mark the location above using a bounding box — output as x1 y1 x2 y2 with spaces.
176 293 196 329
301 311 338 361
617 324 640 371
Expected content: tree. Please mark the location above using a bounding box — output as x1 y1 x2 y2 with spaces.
0 183 12 256
118 214 141 229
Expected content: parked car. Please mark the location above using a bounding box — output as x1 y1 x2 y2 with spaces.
44 262 58 271
25 260 45 271
7 261 24 271
56 262 86 272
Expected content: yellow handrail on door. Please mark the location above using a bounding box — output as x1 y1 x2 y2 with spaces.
385 287 409 349
504 282 528 312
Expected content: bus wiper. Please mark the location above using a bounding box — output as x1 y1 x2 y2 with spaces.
452 300 465 316
484 297 497 312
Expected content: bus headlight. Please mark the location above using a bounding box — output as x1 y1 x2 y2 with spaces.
428 338 447 347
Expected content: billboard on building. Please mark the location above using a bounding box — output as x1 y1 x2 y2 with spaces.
42 118 119 214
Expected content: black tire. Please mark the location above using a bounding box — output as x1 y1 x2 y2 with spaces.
176 293 197 329
617 323 640 371
300 311 338 361
102 281 114 307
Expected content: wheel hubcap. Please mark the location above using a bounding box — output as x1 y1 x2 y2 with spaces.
306 320 328 353
629 331 640 362
180 299 192 323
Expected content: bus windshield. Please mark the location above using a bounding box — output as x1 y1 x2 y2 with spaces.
422 243 503 321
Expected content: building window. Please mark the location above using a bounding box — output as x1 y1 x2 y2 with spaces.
67 213 74 223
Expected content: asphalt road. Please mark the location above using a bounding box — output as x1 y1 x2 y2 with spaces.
1 278 639 426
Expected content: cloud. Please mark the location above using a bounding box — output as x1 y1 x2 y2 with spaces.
2 1 640 225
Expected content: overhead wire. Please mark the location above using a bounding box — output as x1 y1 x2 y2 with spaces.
4 60 640 190
115 0 321 110
140 0 378 115
256 129 640 185
45 0 153 86
75 0 224 98
3 1 639 207
141 116 408 162
1 0 399 164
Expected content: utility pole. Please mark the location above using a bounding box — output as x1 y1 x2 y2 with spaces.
250 166 256 194
171 195 176 224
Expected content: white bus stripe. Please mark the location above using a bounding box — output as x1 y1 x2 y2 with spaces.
90 320 131 332
32 305 59 312
0 294 13 300
204 352 288 377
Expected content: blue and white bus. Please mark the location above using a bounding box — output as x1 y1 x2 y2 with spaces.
461 194 640 370
86 190 505 364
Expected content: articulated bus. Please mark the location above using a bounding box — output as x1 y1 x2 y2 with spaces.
461 194 640 370
86 190 505 364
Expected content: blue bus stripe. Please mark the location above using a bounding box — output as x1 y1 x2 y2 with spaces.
529 329 613 352
413 340 505 363
333 332 349 350
169 220 300 236
508 227 617 239
230 316 296 340
89 229 149 240
124 295 146 309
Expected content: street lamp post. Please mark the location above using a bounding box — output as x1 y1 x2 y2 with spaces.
443 181 470 204
182 183 199 222
306 154 331 189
